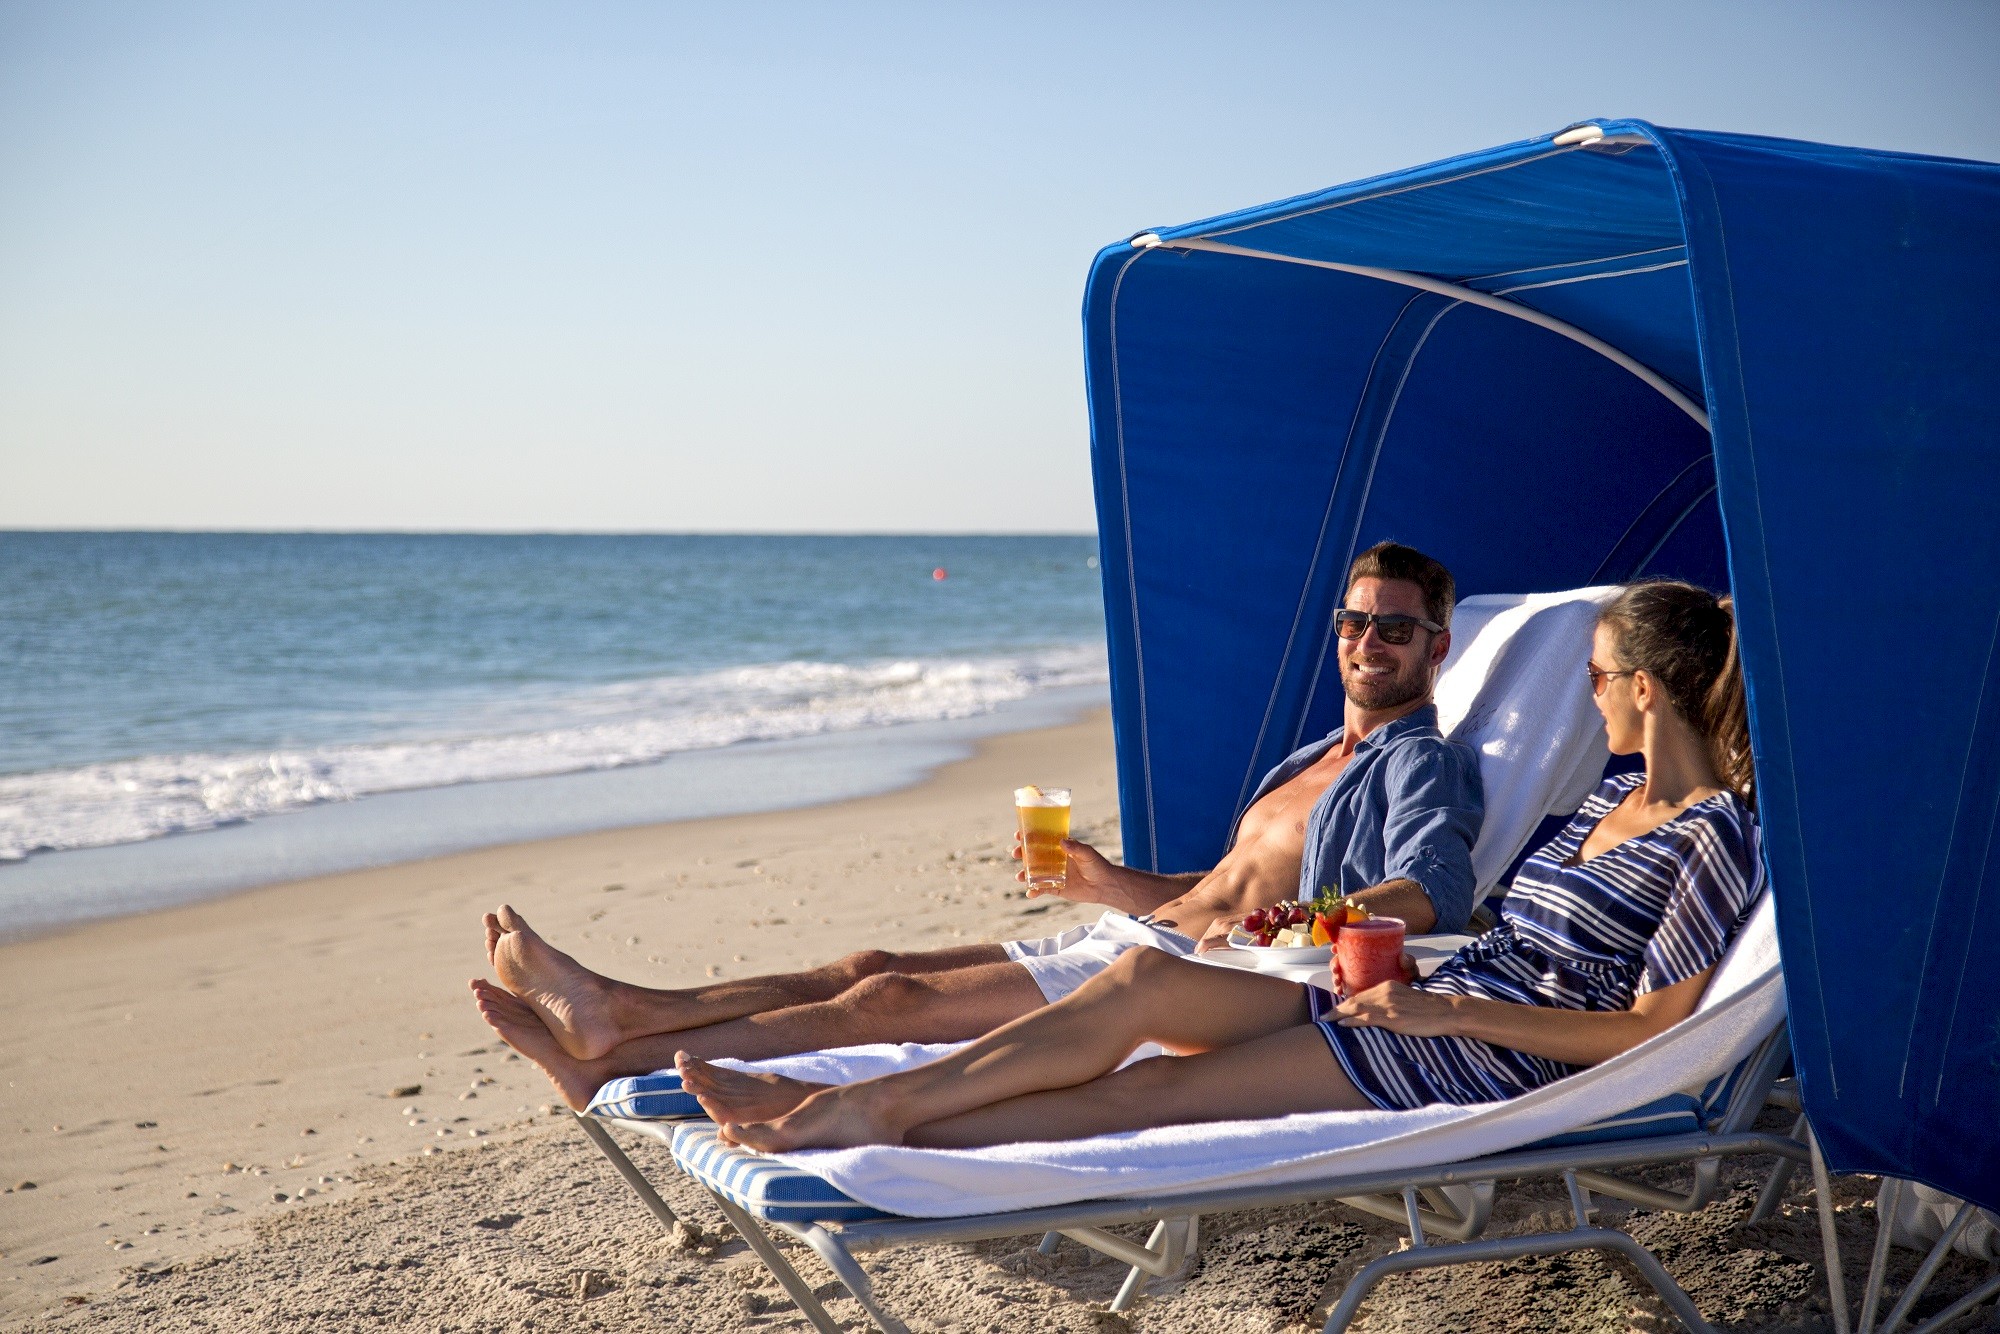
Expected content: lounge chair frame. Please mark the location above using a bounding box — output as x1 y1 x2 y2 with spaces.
575 1028 1832 1333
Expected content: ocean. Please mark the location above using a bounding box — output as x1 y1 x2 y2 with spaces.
0 532 1108 935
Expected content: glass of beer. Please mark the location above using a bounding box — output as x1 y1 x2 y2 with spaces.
1336 916 1407 996
1015 785 1072 893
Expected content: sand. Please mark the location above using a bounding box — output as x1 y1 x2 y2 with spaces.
1 712 1116 1322
4 708 1995 1332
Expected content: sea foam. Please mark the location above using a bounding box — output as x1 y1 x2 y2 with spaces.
0 646 1106 861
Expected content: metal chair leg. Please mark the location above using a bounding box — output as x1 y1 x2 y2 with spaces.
572 1112 682 1231
1809 1125 1854 1334
1749 1114 1808 1224
1903 1270 2000 1334
1319 1223 1717 1334
792 1223 914 1334
572 1116 897 1334
1074 1212 1200 1312
703 1191 854 1334
1109 1219 1171 1312
1877 1202 1979 1334
1859 1177 1904 1334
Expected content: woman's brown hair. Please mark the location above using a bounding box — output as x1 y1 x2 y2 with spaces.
1599 581 1754 804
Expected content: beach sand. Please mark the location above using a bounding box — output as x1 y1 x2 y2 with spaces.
4 709 1993 1331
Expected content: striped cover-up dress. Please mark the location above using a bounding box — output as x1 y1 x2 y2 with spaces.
1309 772 1761 1111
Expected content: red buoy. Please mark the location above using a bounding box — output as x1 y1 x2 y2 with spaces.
932 567 947 581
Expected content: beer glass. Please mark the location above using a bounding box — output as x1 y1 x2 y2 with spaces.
1014 786 1072 893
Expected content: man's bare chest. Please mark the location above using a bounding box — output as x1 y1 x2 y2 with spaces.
1241 750 1355 842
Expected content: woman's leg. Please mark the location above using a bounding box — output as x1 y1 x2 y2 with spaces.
906 1024 1370 1148
685 946 1320 1149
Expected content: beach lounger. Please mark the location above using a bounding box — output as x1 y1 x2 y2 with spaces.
579 899 1808 1333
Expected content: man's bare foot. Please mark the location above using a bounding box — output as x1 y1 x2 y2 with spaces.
469 978 617 1112
704 1080 908 1152
673 1054 825 1126
487 905 628 1061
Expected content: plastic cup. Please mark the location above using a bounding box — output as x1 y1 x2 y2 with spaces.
1015 786 1071 893
1336 916 1406 996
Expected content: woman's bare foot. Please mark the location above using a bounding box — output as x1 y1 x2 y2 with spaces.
469 978 618 1112
673 1054 825 1126
704 1080 909 1152
487 905 628 1061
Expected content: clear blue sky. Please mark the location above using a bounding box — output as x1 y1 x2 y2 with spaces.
3 1 1995 533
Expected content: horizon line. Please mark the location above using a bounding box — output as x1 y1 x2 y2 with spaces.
0 526 1101 539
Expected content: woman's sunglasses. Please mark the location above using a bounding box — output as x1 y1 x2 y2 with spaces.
1332 610 1444 646
1586 662 1640 694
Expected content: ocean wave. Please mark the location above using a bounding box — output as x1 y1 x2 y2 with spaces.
0 646 1107 861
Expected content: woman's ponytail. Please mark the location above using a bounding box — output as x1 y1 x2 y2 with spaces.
1701 598 1754 806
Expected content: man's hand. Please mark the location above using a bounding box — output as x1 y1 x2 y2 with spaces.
1333 974 1455 1037
1012 835 1145 913
1347 879 1438 935
1193 913 1252 955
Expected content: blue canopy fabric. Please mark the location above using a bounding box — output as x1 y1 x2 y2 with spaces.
1081 121 2000 1211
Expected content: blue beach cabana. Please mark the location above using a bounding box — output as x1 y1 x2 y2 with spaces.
1083 119 2000 1224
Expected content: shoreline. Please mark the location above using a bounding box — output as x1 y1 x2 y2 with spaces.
0 684 1109 946
0 707 1119 1319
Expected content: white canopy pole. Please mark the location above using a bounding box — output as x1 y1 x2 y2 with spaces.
1130 233 1710 432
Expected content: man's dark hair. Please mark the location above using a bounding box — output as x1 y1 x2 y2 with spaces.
1345 541 1455 628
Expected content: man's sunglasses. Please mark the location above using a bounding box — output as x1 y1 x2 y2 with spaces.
1332 610 1444 645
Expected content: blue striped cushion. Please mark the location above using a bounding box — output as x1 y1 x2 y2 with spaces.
587 1071 706 1122
1525 1092 1703 1149
667 1094 1706 1228
1698 1064 1741 1127
670 1124 889 1223
642 1078 1738 1223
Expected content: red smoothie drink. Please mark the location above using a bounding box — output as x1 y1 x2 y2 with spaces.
1336 916 1407 996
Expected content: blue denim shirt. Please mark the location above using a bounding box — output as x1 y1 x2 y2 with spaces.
1236 704 1483 933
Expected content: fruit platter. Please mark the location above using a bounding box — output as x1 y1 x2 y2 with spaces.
1225 890 1369 970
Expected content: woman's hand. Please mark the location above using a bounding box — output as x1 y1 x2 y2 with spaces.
1012 835 1143 912
1332 952 1421 991
1333 980 1460 1037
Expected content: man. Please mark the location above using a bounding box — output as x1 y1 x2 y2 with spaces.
473 542 1483 1110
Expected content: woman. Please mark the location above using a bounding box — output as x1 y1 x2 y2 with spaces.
681 581 1761 1151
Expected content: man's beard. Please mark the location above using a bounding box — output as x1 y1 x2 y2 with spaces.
1342 658 1431 711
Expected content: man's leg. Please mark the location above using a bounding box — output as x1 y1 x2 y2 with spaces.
684 948 1371 1150
484 904 1010 1059
472 956 1048 1111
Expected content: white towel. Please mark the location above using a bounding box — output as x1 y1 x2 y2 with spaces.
734 897 1783 1218
1433 589 1620 901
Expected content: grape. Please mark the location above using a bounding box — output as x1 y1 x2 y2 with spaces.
1243 910 1267 933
